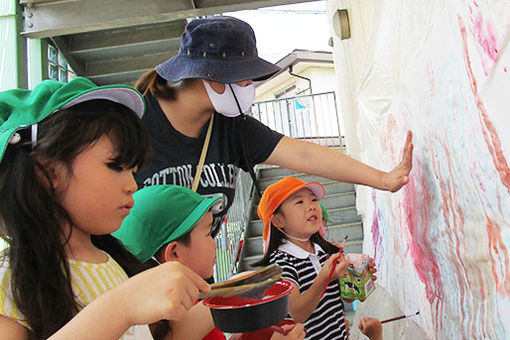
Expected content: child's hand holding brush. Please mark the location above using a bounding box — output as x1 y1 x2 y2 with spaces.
358 317 382 340
358 311 420 340
320 236 348 298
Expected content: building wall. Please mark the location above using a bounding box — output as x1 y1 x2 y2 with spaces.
306 66 337 94
327 0 510 339
256 64 336 101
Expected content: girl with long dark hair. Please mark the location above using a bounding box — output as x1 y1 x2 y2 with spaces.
0 78 209 339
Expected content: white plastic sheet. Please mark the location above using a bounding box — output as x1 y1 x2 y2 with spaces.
327 0 510 338
350 284 426 340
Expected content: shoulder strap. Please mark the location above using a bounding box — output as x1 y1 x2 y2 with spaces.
192 114 214 192
240 115 262 198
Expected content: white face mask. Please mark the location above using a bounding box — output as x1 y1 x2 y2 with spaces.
202 80 255 117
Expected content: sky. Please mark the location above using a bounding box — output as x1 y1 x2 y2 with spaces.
226 1 331 63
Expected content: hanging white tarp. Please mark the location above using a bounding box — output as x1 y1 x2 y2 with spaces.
327 0 510 338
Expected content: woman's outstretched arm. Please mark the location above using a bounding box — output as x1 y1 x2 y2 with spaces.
265 131 413 192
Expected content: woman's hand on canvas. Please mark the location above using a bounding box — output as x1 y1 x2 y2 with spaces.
381 131 413 192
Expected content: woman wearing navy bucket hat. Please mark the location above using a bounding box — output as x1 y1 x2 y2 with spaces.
134 16 414 238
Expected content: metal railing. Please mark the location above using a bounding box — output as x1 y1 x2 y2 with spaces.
251 91 343 147
213 170 255 282
213 91 343 281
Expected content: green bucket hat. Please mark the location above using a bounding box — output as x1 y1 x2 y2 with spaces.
113 185 224 263
319 202 333 223
0 77 145 164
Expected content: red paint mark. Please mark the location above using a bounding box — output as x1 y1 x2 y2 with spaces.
486 216 510 297
432 142 470 337
402 169 444 334
473 13 498 61
401 164 443 305
474 266 487 338
371 214 380 259
459 16 510 194
371 190 382 261
470 12 499 75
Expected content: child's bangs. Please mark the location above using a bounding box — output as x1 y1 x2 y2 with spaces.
64 99 148 169
107 117 148 170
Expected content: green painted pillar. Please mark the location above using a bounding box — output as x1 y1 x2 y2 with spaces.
0 0 27 90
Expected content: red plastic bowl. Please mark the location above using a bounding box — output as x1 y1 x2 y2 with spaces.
203 279 294 333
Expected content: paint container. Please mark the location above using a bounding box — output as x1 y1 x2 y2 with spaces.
339 253 375 302
203 279 293 333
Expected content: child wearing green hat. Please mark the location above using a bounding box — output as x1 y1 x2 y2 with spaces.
318 201 332 238
114 184 306 340
0 78 209 340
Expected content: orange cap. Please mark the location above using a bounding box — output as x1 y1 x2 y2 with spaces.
258 177 325 254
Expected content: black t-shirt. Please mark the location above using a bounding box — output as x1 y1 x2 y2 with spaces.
136 95 283 236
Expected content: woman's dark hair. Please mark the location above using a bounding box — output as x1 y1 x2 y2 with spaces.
0 99 149 339
135 69 194 100
251 207 339 267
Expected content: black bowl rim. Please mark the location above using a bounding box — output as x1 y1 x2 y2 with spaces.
203 279 294 309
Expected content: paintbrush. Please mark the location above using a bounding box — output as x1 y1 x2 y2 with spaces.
320 235 348 298
199 264 282 300
380 311 420 324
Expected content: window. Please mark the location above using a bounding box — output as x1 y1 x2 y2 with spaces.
47 44 76 83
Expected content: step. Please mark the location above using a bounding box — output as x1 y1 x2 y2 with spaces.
321 192 356 210
250 190 357 219
245 213 362 240
324 206 361 225
322 222 364 243
258 166 304 179
342 239 363 254
239 254 263 272
247 205 360 236
259 178 354 193
243 234 363 258
259 166 348 181
244 235 264 257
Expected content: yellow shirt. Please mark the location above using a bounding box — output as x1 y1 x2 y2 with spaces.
0 254 153 339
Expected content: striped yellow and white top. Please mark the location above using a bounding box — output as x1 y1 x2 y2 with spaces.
0 254 153 339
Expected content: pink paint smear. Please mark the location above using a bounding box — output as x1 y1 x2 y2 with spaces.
459 16 510 194
371 190 382 261
471 12 499 75
402 171 443 306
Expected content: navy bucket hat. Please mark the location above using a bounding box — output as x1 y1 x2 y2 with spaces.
156 16 280 84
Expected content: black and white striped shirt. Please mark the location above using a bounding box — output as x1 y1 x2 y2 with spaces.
269 241 347 340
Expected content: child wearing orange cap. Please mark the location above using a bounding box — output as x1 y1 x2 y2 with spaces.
253 177 376 340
